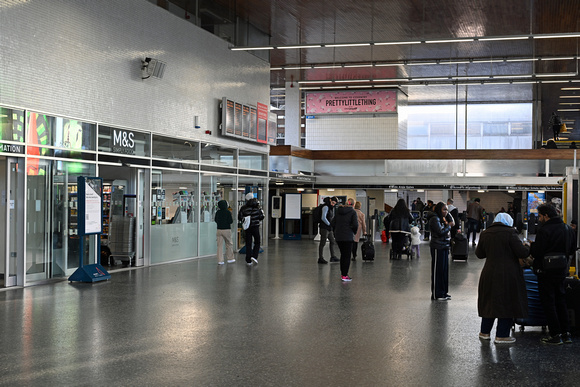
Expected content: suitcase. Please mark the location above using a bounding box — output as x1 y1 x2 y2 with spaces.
514 269 548 332
564 278 580 330
451 232 468 261
361 235 375 261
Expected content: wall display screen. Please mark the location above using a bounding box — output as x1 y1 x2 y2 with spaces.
234 102 243 137
256 102 268 143
527 192 546 214
223 98 235 136
250 106 258 140
242 105 251 138
220 97 269 145
268 112 277 145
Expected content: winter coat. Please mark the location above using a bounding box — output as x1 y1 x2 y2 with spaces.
475 222 530 318
428 212 451 249
467 201 483 221
238 199 264 228
530 217 576 278
319 203 335 231
215 200 233 230
354 209 366 242
331 206 359 242
410 226 421 246
389 214 414 233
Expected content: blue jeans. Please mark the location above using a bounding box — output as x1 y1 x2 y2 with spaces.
466 218 480 243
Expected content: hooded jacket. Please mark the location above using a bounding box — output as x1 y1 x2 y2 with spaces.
331 206 359 242
428 211 451 249
530 216 576 278
215 200 233 230
238 198 264 228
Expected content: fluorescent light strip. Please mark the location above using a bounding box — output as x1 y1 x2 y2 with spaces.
334 79 370 83
536 72 578 77
374 41 422 45
560 103 580 105
230 46 274 51
541 80 571 84
560 95 580 98
425 38 475 44
478 36 530 41
562 87 580 90
558 109 580 112
325 43 371 48
279 44 322 49
298 80 334 84
534 33 580 39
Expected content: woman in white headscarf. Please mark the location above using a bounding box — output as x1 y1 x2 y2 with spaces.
475 213 530 344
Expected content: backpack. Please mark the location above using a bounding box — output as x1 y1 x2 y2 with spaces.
313 204 324 224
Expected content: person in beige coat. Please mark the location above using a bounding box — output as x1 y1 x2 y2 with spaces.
352 201 367 261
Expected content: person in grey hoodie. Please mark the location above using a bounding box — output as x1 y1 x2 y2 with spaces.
215 199 234 265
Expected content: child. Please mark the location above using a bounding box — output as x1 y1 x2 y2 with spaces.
410 226 421 259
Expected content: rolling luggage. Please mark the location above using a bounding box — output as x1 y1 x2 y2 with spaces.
361 235 375 261
451 232 468 261
361 238 375 261
514 269 548 332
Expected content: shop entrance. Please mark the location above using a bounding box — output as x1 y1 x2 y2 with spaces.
98 165 149 268
0 157 24 287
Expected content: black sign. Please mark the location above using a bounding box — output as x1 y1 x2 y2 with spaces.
0 143 24 154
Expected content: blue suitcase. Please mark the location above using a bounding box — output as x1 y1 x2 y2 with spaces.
514 269 548 332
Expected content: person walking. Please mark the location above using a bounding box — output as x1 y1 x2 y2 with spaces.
410 225 421 259
530 204 576 345
466 198 484 246
215 199 234 265
475 213 530 344
238 193 264 266
352 201 366 261
428 202 452 301
318 196 339 264
389 198 415 257
331 198 359 282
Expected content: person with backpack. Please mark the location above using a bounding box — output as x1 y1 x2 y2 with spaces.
331 198 359 281
316 196 339 264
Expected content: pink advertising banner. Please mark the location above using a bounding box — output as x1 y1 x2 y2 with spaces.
305 90 397 114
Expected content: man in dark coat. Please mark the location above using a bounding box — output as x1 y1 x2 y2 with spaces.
238 192 264 266
475 213 530 343
530 204 576 345
331 198 359 282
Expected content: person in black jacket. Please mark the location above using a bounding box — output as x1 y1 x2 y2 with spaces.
530 204 576 345
389 199 415 256
238 193 264 266
428 202 452 301
318 196 339 264
215 199 234 265
331 198 359 282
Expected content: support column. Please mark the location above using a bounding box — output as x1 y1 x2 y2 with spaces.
285 81 301 147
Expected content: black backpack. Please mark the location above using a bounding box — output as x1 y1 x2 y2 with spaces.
313 204 324 224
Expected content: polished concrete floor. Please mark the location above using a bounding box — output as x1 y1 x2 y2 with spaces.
0 238 578 386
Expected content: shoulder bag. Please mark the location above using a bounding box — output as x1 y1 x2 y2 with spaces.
542 225 570 272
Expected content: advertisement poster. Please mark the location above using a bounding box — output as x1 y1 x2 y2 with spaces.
305 90 397 114
527 192 546 215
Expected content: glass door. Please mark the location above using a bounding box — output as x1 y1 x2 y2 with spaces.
1 157 24 287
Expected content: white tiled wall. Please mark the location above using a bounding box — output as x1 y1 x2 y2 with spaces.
0 0 270 151
305 115 401 150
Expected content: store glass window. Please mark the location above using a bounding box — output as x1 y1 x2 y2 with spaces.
239 150 267 170
0 106 25 142
152 135 198 161
150 169 198 264
99 126 150 157
200 143 235 167
199 174 236 256
27 112 96 151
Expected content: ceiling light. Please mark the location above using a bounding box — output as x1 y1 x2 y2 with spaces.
560 95 580 98
425 38 475 44
562 87 580 91
279 44 323 49
325 43 371 48
417 189 425 192
478 36 530 41
334 79 369 83
297 188 305 192
536 72 578 77
560 103 580 105
391 189 398 192
508 190 516 193
534 33 580 39
298 80 334 84
374 41 422 45
558 109 580 112
477 190 485 193
275 182 284 185
230 46 274 51
327 188 335 192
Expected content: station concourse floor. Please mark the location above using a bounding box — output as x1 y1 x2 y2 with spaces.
0 238 578 386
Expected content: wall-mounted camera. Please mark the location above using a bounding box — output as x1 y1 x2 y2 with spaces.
141 57 166 80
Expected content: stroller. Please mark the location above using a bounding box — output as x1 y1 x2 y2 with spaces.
390 231 412 260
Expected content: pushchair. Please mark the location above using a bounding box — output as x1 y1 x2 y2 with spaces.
390 231 412 260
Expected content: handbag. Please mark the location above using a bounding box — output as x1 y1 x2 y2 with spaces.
242 215 251 230
542 254 568 271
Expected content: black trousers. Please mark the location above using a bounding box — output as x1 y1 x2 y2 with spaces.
430 247 449 299
538 276 569 336
352 241 358 258
337 241 353 277
244 225 261 263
